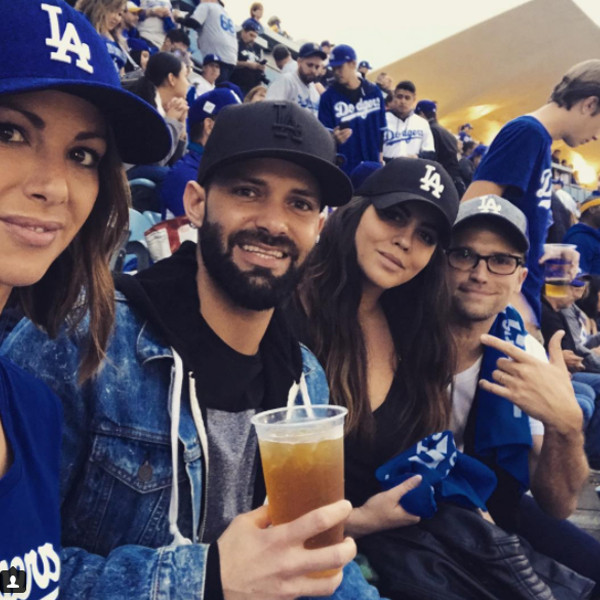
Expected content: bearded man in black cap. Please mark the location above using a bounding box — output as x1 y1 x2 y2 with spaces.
3 102 384 600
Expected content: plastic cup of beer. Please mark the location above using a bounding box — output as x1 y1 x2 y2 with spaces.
251 405 347 577
543 243 577 298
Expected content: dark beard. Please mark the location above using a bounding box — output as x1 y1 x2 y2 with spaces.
298 70 315 85
199 219 303 311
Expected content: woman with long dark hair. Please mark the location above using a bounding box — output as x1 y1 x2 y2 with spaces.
0 1 169 593
297 158 459 534
125 51 189 174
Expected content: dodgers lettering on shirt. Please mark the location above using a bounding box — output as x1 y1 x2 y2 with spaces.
265 71 319 116
0 358 62 600
333 96 383 122
383 112 434 159
318 80 386 174
473 115 553 323
384 127 426 145
0 544 61 600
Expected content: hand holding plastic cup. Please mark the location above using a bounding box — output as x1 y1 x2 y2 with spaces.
251 404 347 577
542 243 578 298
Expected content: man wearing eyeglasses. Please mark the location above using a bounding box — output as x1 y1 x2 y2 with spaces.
445 195 595 583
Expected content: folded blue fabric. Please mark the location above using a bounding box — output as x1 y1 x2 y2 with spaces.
375 431 497 518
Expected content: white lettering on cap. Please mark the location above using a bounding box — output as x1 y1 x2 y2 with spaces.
477 195 502 214
41 3 94 74
419 164 444 199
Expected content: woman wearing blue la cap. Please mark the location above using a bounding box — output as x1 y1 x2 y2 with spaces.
0 1 170 596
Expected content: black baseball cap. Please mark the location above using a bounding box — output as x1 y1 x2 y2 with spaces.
453 195 529 252
298 42 327 60
357 158 460 245
197 101 352 207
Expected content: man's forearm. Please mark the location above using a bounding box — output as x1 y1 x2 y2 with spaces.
530 427 588 519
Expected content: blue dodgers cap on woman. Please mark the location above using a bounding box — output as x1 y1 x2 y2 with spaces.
0 0 171 164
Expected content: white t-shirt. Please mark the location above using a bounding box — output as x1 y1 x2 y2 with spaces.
188 73 215 97
281 59 297 74
451 333 545 450
138 0 172 48
191 2 238 66
383 111 435 159
266 70 320 116
555 188 579 218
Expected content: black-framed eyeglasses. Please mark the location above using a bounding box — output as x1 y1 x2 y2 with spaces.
446 247 524 275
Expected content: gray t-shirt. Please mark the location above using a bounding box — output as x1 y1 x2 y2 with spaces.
266 70 320 116
191 3 238 66
202 408 259 542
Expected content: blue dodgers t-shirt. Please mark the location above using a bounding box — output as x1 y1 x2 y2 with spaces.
318 79 386 174
564 222 600 275
0 357 61 599
474 116 553 323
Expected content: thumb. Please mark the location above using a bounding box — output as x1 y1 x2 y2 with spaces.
390 474 423 501
246 504 272 529
548 330 566 366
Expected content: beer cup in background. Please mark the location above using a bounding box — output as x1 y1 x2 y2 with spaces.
251 405 348 577
543 243 577 298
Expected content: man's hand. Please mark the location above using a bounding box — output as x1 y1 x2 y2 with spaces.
539 246 580 281
332 126 353 145
479 330 588 518
345 475 421 538
479 331 583 435
562 349 585 372
218 500 357 600
150 6 171 17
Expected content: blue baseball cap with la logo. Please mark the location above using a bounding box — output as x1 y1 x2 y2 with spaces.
328 44 357 67
0 0 170 164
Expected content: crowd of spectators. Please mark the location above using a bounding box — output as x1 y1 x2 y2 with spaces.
3 1 600 599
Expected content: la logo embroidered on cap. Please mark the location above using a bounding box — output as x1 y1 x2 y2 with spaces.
272 103 303 143
477 195 502 214
419 164 444 199
41 3 93 74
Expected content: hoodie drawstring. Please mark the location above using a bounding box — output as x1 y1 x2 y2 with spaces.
167 351 192 548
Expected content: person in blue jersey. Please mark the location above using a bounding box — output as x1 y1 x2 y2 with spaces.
564 196 600 275
463 60 600 336
161 87 241 217
318 44 386 175
0 1 170 598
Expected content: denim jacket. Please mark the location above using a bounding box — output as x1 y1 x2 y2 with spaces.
2 293 384 600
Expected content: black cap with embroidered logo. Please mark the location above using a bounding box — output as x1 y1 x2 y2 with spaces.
357 157 460 244
196 101 352 207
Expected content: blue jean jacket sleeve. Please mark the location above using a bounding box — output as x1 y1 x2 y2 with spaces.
60 544 208 599
2 317 212 599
